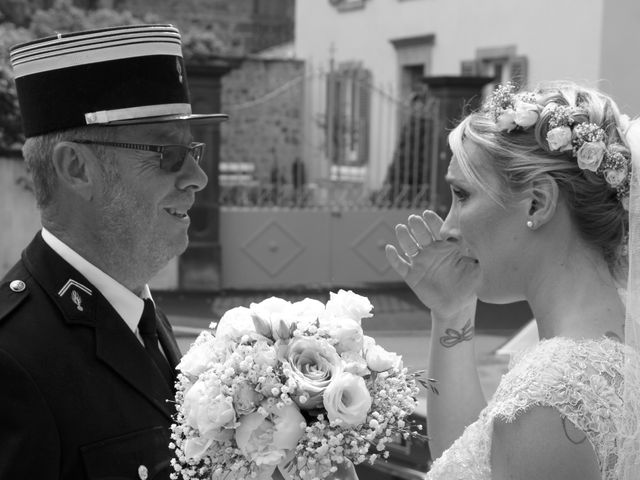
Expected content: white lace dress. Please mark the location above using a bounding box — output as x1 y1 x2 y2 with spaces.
426 337 631 480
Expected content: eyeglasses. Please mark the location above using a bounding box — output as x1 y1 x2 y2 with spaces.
71 140 206 173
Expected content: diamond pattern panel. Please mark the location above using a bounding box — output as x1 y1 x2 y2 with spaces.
242 220 305 276
352 219 395 274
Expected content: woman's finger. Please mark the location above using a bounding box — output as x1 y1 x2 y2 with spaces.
385 244 410 278
395 224 421 258
408 214 435 248
422 209 444 241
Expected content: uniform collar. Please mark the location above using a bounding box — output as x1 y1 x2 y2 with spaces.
41 227 151 333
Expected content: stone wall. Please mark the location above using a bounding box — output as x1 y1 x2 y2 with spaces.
0 157 40 275
220 56 305 183
116 0 294 53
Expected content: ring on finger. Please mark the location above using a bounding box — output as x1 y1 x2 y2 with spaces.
406 246 421 258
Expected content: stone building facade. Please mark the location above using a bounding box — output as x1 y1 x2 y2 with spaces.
220 56 305 185
114 0 294 54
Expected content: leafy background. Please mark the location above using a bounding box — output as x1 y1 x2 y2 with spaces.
0 0 229 153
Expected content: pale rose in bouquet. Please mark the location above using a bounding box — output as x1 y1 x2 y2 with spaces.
170 290 421 480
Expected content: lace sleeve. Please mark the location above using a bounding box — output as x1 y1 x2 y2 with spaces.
487 337 628 479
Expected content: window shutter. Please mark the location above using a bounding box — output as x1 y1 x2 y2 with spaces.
357 69 371 165
461 60 478 76
325 70 342 163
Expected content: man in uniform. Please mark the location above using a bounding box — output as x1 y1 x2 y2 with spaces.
0 24 226 479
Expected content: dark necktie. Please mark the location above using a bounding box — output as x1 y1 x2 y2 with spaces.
138 299 175 388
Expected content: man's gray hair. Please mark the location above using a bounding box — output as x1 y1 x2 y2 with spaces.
22 126 118 209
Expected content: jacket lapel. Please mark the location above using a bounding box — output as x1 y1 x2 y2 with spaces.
22 233 175 420
92 297 175 420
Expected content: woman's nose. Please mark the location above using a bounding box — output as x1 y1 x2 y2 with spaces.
439 210 460 243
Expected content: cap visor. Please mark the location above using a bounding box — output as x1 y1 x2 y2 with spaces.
102 113 229 126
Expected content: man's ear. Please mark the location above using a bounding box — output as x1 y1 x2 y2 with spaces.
51 141 96 201
526 175 559 229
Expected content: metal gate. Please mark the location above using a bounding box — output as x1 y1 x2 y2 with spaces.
219 61 441 289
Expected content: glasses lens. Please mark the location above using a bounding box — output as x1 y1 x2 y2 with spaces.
159 143 205 172
189 143 205 164
160 146 188 173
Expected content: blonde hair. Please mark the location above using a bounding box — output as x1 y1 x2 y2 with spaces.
448 81 630 267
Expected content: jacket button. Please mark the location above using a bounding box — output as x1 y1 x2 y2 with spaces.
9 280 26 293
137 464 148 480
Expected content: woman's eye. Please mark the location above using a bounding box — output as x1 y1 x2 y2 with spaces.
452 187 469 201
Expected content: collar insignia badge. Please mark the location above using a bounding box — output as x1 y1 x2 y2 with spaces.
58 279 92 297
58 279 92 312
71 290 83 311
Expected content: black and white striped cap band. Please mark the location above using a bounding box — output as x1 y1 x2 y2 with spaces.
10 24 227 137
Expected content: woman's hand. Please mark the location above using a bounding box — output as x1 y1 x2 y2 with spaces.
385 210 481 319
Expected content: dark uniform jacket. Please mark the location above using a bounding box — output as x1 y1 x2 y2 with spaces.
0 233 182 480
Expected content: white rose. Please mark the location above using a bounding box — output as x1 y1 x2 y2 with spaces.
341 351 370 376
364 342 402 372
514 100 539 128
183 380 236 439
323 372 372 427
288 298 325 330
253 340 278 368
320 316 363 354
183 436 214 461
620 113 631 134
577 141 606 172
235 404 306 467
280 336 343 408
177 331 216 377
496 108 517 131
324 289 373 325
546 126 573 151
250 297 295 341
233 381 263 415
604 165 628 187
215 306 256 341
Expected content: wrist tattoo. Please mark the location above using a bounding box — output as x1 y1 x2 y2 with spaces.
561 416 587 445
439 319 474 348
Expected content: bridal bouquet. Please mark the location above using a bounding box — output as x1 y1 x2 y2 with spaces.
169 290 421 480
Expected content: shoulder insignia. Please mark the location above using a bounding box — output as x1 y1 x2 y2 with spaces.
58 279 92 297
58 279 92 313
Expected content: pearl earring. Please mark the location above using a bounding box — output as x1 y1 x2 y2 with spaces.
526 220 534 229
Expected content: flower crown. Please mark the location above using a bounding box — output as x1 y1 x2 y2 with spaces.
483 83 632 210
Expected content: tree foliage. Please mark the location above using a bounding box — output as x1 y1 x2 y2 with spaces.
0 0 228 151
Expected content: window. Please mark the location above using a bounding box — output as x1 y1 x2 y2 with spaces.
325 63 371 167
461 46 528 95
329 0 368 11
391 34 434 102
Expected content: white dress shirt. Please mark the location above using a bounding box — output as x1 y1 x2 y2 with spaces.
41 227 152 344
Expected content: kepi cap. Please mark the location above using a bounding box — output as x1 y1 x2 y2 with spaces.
9 24 228 138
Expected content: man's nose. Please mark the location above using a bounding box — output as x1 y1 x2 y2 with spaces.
176 155 208 192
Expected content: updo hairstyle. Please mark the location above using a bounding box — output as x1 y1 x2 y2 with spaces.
448 81 631 270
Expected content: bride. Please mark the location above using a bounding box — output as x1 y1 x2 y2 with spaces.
386 81 640 479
